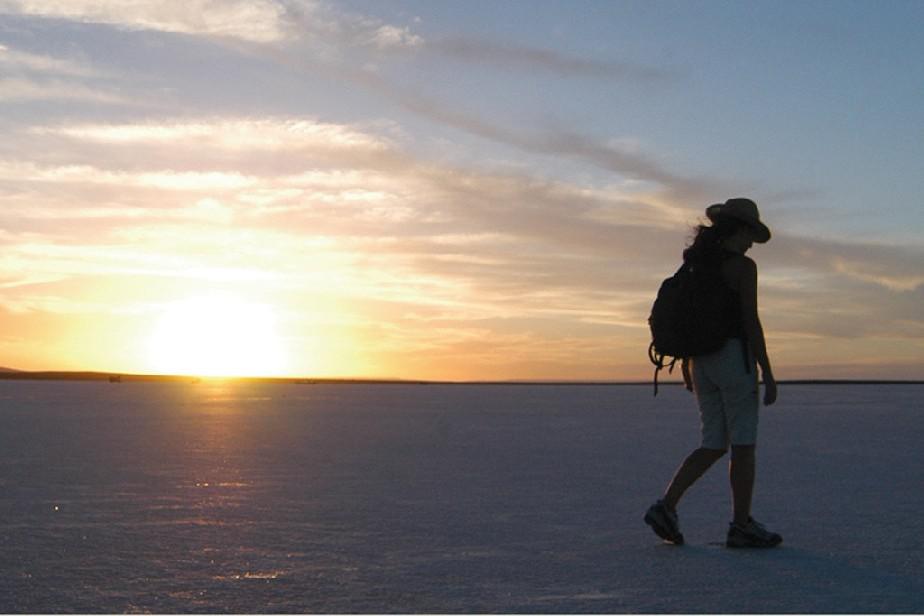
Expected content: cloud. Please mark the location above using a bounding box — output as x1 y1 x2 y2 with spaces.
32 118 393 152
1 0 426 52
9 116 920 312
0 0 288 43
769 234 924 293
0 160 258 190
310 62 713 208
3 0 692 200
0 42 101 77
0 77 128 103
281 1 423 52
368 24 423 50
2 114 922 378
0 116 677 307
3 0 690 195
0 42 129 104
428 37 674 82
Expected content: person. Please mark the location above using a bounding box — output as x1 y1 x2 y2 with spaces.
644 198 781 548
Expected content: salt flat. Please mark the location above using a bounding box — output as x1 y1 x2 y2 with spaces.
0 381 922 613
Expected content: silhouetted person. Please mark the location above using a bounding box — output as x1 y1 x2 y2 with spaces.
644 198 781 548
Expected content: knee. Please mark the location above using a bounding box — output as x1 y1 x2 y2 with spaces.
699 446 727 461
730 444 755 461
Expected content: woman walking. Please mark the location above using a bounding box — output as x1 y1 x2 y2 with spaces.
644 198 781 548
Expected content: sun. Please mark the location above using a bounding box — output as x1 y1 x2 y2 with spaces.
147 294 288 377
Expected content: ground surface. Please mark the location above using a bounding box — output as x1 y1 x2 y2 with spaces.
1 381 921 613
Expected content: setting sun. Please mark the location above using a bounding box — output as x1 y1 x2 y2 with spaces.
147 295 288 377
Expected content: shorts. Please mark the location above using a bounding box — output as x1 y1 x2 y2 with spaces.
691 338 759 450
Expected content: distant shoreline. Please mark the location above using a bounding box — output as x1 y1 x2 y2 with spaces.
0 370 921 386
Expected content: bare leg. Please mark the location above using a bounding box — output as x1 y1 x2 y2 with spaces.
730 444 756 525
663 447 727 509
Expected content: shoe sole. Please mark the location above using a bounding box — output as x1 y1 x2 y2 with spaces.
644 511 684 545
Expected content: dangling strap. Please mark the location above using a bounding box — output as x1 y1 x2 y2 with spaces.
648 342 677 397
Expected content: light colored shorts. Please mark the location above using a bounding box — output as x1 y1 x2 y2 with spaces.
692 338 759 450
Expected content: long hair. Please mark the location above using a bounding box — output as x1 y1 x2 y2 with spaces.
682 216 746 264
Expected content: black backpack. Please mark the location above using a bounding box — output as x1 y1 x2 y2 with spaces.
648 259 733 395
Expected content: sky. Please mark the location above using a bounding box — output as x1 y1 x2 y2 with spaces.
0 0 922 381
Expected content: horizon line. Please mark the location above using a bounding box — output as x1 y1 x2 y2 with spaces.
0 368 921 387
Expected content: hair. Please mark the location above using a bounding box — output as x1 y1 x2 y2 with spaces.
682 215 746 264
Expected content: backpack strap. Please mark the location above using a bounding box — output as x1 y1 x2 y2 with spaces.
648 342 677 397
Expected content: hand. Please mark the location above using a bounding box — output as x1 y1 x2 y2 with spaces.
681 358 694 392
763 377 777 406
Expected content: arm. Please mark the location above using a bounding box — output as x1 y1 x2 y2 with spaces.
681 357 693 392
736 257 777 405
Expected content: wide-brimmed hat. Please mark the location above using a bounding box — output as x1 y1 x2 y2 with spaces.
705 198 771 243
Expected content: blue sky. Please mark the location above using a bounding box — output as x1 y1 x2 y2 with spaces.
0 1 922 380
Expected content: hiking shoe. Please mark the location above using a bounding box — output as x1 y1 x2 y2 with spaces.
644 500 684 545
726 518 782 548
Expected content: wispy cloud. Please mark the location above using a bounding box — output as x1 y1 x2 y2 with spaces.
1 0 425 52
0 77 127 103
428 37 674 82
33 118 392 152
0 42 100 77
769 235 924 293
0 42 129 103
4 1 692 198
6 115 921 353
0 116 678 312
280 0 423 52
369 23 423 50
0 0 288 43
0 160 257 190
283 58 713 209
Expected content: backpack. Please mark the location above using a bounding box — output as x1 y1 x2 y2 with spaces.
647 259 733 395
